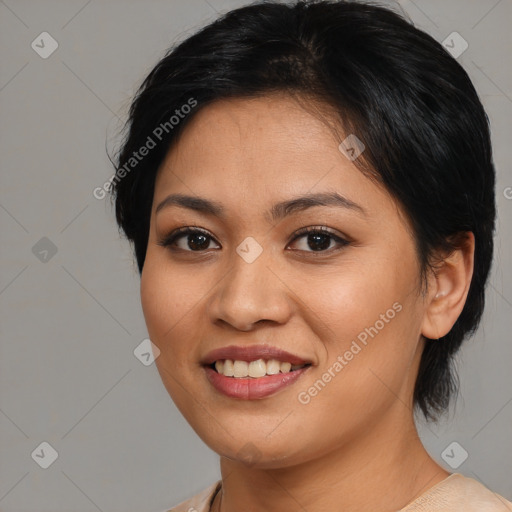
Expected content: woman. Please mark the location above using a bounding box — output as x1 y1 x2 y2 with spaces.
109 1 511 510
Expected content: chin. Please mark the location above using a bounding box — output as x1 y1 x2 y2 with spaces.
195 425 312 469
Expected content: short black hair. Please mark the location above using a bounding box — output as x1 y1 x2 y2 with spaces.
109 0 496 421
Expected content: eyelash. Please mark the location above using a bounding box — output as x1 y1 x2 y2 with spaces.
157 225 350 255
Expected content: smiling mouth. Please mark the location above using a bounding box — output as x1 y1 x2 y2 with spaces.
209 358 312 378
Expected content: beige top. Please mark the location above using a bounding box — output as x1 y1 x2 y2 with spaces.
167 473 512 511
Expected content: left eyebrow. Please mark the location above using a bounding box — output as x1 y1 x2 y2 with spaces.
155 191 367 222
267 191 367 223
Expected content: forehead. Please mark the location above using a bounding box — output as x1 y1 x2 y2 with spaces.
157 94 364 190
152 94 408 230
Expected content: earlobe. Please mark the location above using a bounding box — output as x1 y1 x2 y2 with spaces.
421 232 475 340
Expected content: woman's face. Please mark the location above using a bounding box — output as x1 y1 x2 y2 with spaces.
141 94 430 468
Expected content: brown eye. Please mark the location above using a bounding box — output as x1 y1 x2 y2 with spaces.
288 227 349 253
157 228 220 252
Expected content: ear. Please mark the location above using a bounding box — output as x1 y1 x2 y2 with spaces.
421 232 475 340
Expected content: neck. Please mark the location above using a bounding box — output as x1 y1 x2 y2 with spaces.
217 405 449 512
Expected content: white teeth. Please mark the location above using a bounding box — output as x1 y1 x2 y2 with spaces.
248 359 266 378
233 360 249 377
213 359 307 378
223 359 234 377
280 362 291 373
266 359 281 375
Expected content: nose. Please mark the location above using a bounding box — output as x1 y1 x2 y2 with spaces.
207 250 293 331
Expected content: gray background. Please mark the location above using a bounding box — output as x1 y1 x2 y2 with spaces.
0 0 511 511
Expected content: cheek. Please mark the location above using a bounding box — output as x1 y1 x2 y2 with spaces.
287 255 407 344
140 255 202 360
140 257 205 416
288 254 422 406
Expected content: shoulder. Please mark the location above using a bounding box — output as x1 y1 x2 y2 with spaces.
164 481 221 512
400 473 512 511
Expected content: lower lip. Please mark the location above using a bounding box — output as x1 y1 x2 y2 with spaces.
204 366 310 400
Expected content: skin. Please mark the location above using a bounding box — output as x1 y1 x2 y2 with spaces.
140 93 474 511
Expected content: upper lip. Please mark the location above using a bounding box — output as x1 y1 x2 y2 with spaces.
201 344 312 366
